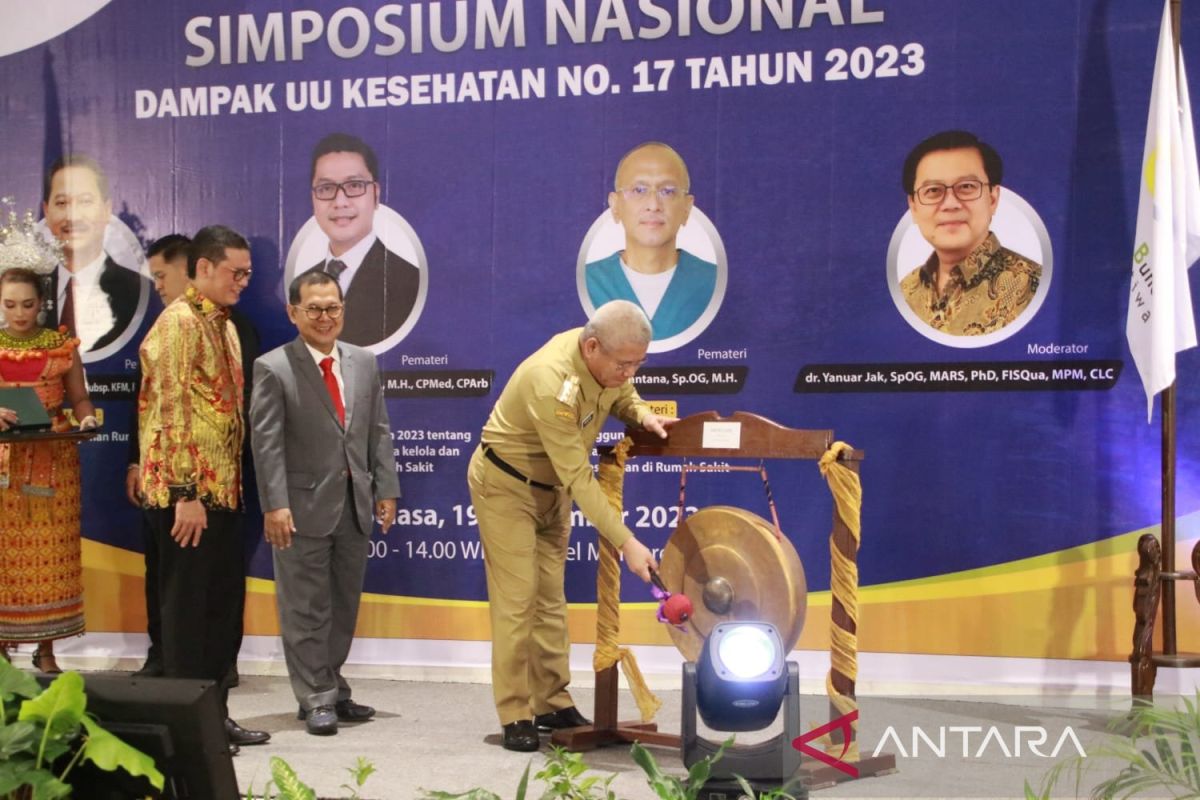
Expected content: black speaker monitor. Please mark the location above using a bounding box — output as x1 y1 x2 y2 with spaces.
36 673 238 799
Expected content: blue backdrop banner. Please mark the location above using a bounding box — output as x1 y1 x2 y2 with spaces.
3 0 1199 655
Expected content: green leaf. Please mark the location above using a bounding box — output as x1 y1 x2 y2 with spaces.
684 757 711 800
515 760 530 800
78 715 165 789
0 761 72 799
645 776 684 800
269 756 317 800
0 720 39 758
350 756 376 787
682 739 730 800
1180 734 1200 786
38 738 71 765
18 672 85 739
0 761 42 794
630 741 665 782
417 790 503 800
1153 734 1178 775
27 768 74 800
0 660 41 704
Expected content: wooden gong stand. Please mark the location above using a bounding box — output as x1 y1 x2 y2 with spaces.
551 409 875 784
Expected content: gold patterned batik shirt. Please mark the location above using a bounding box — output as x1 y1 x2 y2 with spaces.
138 285 244 510
899 232 1042 336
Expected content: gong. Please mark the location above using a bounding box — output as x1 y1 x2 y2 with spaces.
658 505 807 662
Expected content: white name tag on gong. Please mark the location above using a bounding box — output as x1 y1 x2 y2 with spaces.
701 421 741 449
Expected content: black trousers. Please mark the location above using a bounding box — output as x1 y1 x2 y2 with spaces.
141 516 162 667
145 508 246 717
144 514 250 686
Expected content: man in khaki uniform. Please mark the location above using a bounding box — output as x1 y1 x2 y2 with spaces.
468 300 673 751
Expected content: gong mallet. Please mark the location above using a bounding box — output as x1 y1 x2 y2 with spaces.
650 568 694 626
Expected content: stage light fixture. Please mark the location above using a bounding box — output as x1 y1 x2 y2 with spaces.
697 621 787 731
682 621 803 797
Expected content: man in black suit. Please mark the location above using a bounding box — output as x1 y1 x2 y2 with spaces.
301 133 420 348
42 154 148 353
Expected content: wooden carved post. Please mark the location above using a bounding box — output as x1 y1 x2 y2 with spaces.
1130 533 1162 699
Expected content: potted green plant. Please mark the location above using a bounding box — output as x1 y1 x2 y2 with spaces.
243 755 378 800
1027 692 1200 799
418 737 803 799
0 659 164 799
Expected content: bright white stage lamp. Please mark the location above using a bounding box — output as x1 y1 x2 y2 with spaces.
696 621 787 732
717 625 779 679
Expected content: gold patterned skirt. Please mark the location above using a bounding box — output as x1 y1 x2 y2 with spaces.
0 438 84 643
0 329 85 642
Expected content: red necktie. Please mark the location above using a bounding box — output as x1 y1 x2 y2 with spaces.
319 356 345 426
59 277 75 333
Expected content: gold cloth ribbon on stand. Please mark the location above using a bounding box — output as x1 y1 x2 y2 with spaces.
815 440 862 762
595 436 662 722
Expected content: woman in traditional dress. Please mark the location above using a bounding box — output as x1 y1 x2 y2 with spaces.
0 267 97 673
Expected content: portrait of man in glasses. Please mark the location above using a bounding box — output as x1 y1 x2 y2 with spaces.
584 142 718 343
898 130 1042 336
299 132 421 348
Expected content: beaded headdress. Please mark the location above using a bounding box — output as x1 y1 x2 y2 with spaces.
0 196 62 277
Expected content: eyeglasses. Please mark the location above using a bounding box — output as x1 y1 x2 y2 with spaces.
617 184 687 203
600 343 647 372
912 180 990 206
219 264 253 283
292 303 344 320
312 180 377 201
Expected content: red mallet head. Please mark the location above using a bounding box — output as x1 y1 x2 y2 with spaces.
662 593 693 625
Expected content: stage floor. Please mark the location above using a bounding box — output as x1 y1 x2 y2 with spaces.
221 674 1147 799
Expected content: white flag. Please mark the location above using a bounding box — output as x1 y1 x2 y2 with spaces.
1127 0 1200 421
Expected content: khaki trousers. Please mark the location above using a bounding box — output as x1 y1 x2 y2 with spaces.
467 446 575 725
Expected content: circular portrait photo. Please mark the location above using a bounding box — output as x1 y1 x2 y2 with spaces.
33 154 151 364
576 142 727 354
887 131 1053 349
284 132 428 355
285 208 427 355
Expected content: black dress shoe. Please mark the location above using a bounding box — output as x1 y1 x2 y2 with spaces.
304 705 338 736
534 706 591 732
229 743 240 757
334 699 375 722
298 700 376 723
502 720 539 752
225 718 270 746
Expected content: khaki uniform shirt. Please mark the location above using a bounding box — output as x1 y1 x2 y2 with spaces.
481 328 650 547
899 232 1041 336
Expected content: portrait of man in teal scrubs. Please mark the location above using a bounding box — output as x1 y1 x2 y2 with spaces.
584 142 719 344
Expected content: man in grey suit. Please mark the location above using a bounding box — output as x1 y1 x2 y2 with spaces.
250 270 400 736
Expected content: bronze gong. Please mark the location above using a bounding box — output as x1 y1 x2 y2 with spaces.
658 505 807 661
